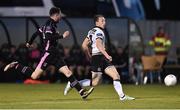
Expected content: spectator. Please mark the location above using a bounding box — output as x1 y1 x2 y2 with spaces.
144 26 170 84
0 43 11 63
115 46 132 83
149 26 171 55
16 43 29 65
68 45 85 80
9 45 18 62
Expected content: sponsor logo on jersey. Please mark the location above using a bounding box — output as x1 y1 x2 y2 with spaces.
97 33 103 36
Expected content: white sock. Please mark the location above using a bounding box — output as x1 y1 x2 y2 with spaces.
113 80 125 98
79 79 91 87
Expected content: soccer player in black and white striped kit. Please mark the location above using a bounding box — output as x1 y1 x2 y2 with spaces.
64 15 135 101
4 7 93 99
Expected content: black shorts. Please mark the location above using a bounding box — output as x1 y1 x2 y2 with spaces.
91 55 113 72
36 51 66 70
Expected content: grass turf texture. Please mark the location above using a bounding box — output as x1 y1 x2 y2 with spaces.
0 84 180 109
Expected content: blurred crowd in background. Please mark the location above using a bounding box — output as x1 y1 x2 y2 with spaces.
0 42 138 84
1 0 180 84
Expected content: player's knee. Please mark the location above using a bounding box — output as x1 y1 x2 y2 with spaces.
64 69 72 77
59 66 73 77
112 73 120 80
67 70 72 77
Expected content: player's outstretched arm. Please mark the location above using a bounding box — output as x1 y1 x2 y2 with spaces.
26 30 41 48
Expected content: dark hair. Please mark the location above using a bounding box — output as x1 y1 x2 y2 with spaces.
94 14 104 24
49 7 61 16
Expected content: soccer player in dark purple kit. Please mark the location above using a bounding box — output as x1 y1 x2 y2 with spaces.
4 7 94 99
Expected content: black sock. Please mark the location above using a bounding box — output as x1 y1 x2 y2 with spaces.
90 78 92 86
15 64 33 78
68 75 84 95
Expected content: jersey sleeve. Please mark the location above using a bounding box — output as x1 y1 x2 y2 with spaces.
28 28 42 45
95 30 104 40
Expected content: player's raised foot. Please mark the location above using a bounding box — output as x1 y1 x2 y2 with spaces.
120 95 135 101
4 61 18 72
80 87 94 99
64 81 72 95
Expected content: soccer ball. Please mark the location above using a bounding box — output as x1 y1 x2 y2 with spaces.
164 74 177 86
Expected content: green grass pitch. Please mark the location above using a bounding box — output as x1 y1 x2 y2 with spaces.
0 84 180 109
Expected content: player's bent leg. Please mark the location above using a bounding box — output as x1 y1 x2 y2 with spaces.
64 78 92 95
4 61 36 79
61 66 74 96
104 66 120 80
64 81 72 95
31 68 44 80
91 71 102 86
105 66 135 101
59 66 94 99
59 65 72 77
64 71 101 96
